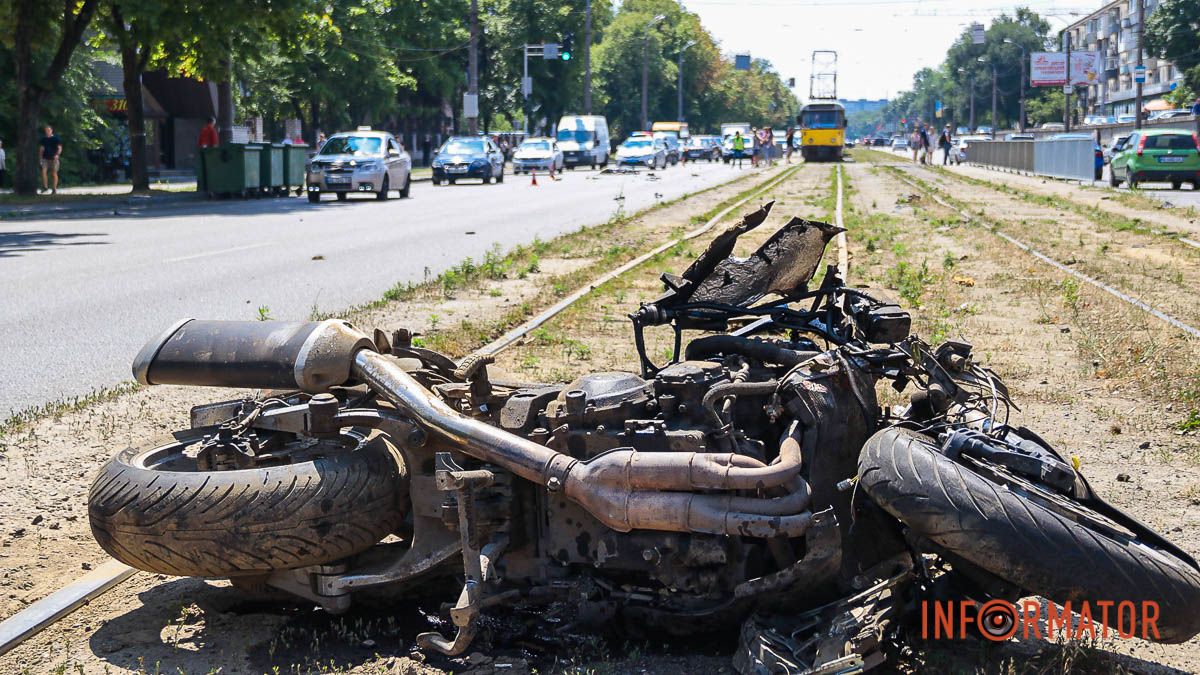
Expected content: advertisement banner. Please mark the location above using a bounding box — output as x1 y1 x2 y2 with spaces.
1031 52 1066 86
1031 52 1102 87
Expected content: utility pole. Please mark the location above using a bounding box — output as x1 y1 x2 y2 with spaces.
991 63 998 133
467 0 479 135
677 40 696 122
1064 30 1072 132
1018 49 1026 132
1135 0 1144 129
969 74 976 131
641 14 665 131
583 0 592 114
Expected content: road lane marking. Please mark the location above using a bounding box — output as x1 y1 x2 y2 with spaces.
164 242 273 263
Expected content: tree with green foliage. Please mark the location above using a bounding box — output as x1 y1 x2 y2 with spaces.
5 0 101 194
1145 0 1200 93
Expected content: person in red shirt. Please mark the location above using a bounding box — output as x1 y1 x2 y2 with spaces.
197 118 219 148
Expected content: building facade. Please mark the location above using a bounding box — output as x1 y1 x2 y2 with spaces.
1066 0 1185 116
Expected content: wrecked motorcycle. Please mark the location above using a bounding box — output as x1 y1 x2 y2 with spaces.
89 203 1200 671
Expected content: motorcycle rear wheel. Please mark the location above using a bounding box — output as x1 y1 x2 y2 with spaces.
859 427 1200 644
89 429 407 577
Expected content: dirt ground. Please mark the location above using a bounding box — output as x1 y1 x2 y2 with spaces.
3 154 1199 674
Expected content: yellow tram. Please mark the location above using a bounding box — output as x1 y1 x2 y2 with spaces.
797 101 846 162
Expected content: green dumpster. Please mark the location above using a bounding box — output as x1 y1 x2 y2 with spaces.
195 150 207 193
282 143 310 196
251 142 284 195
201 145 261 197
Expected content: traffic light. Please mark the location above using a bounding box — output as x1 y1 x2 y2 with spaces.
561 32 574 61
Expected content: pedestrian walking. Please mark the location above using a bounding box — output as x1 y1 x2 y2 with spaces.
909 127 922 164
0 139 7 189
1191 97 1200 117
938 125 953 165
922 124 934 164
40 125 62 194
759 127 774 167
732 130 747 169
785 126 795 164
750 127 760 168
198 118 219 149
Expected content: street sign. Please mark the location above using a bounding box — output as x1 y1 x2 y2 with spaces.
1134 64 1146 84
1062 83 1072 94
521 76 532 97
543 43 559 60
734 53 751 71
971 23 985 45
463 93 479 118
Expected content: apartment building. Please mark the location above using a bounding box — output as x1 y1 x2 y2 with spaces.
1065 0 1185 116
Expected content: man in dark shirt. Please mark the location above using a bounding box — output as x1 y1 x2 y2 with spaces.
40 125 62 194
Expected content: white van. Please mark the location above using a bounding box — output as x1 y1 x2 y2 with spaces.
556 115 610 169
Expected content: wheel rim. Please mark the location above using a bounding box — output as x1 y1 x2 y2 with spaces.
131 428 367 473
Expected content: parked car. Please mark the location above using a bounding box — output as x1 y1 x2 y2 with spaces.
306 128 412 202
844 137 857 148
654 132 681 165
872 137 888 147
431 136 505 185
1148 109 1193 121
615 136 668 169
953 134 992 164
890 137 910 152
1116 114 1136 124
683 135 722 162
1110 128 1200 189
511 137 564 174
976 125 994 136
1104 134 1130 164
1039 122 1066 131
955 126 971 135
556 115 610 169
1048 133 1104 180
1004 133 1035 141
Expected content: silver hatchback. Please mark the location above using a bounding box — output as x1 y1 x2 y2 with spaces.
307 129 412 202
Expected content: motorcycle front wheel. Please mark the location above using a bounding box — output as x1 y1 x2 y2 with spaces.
89 428 408 577
859 427 1200 644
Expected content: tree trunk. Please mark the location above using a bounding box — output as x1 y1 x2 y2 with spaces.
12 0 100 194
112 4 149 192
217 55 234 144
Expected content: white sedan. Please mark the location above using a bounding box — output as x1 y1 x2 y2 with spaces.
511 138 564 174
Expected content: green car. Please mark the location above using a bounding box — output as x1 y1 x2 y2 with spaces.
1109 128 1200 189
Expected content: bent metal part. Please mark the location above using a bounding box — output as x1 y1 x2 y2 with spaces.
73 205 1200 671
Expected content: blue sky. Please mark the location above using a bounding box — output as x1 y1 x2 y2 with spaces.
681 0 1102 99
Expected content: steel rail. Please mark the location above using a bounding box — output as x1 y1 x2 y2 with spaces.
889 167 1200 340
472 162 807 359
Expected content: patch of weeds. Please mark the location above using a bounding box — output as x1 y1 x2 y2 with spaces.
1180 410 1200 433
257 305 273 321
885 260 933 307
941 251 956 270
1060 278 1081 311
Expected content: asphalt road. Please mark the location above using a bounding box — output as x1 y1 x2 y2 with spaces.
0 161 750 416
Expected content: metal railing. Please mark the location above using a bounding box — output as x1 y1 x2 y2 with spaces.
968 138 1094 181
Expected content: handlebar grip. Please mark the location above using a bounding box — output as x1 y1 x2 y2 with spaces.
132 319 375 392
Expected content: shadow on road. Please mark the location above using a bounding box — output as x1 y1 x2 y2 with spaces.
0 230 107 258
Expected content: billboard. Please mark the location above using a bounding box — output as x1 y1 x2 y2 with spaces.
1031 51 1102 87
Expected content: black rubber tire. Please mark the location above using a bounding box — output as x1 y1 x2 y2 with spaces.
497 167 504 183
307 192 320 203
858 427 1200 643
376 175 390 200
88 430 407 578
399 174 411 198
1172 181 1182 191
336 192 348 201
1110 170 1120 188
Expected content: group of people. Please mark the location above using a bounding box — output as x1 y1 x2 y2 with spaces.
0 126 63 193
908 123 955 166
728 126 796 169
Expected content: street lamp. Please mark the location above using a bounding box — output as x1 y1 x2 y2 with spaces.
1004 38 1027 132
958 66 976 131
677 39 697 123
641 14 666 131
978 56 997 134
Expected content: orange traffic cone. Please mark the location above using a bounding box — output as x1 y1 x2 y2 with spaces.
530 170 538 186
